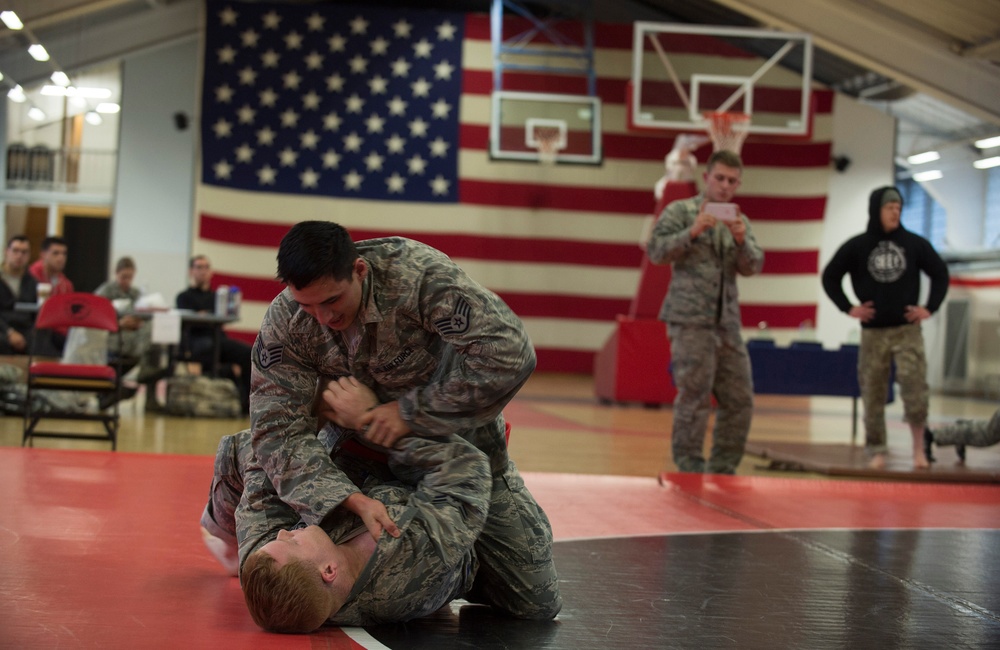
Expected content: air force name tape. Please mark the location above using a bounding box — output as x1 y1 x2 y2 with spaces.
434 298 471 336
257 342 284 369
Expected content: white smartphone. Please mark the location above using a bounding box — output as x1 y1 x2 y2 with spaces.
704 202 739 223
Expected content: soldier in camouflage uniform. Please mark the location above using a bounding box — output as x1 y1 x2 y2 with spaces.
645 150 765 474
247 221 561 622
201 428 492 630
925 406 1000 464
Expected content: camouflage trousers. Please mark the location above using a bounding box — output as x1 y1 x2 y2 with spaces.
667 323 754 474
200 431 252 549
933 408 1000 448
858 324 929 455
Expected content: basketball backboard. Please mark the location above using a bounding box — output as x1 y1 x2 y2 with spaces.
490 91 602 164
629 23 813 137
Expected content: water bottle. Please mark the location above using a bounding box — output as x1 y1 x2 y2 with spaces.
215 284 230 316
228 286 242 318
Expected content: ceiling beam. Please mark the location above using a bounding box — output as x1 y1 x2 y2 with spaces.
712 0 1000 126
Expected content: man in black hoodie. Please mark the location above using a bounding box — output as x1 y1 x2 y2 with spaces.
822 186 949 470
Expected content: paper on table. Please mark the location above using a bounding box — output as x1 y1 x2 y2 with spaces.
151 311 182 345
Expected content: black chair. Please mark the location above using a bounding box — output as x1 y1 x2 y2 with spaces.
22 293 124 450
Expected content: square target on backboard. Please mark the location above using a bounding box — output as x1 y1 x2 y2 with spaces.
490 90 602 165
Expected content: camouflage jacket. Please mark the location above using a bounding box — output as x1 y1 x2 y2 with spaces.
235 434 491 626
646 193 764 328
250 237 536 525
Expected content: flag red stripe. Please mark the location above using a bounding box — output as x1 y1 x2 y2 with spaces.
948 277 1000 287
762 250 818 274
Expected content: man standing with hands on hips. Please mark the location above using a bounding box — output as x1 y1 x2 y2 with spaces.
645 149 765 474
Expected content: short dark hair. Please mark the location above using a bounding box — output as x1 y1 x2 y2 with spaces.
189 255 209 269
115 256 136 273
706 149 743 173
6 234 29 249
276 221 358 289
40 236 67 252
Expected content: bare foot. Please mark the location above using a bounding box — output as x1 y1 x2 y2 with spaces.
867 453 886 470
912 450 930 470
201 526 239 576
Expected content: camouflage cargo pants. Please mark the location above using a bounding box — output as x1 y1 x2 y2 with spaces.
200 430 251 548
934 408 1000 448
667 323 754 474
858 324 929 455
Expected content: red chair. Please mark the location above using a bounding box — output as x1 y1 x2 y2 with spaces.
22 293 124 450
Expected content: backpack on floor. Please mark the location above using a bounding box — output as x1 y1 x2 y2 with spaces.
165 375 241 418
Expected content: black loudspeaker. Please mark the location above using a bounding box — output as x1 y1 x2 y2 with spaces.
832 155 851 173
174 112 189 131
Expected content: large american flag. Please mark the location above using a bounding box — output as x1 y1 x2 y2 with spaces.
196 0 833 372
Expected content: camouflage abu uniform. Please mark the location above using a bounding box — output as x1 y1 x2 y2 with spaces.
201 429 491 625
932 407 1000 449
250 236 561 619
646 193 764 473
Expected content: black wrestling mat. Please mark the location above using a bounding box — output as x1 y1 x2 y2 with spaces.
360 530 1000 649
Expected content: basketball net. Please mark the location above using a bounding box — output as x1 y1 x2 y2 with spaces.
535 126 562 165
702 111 751 154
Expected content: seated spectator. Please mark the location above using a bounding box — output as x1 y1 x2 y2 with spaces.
29 236 74 354
0 235 59 356
176 255 250 414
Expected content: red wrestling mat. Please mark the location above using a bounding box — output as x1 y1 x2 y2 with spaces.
2 449 999 648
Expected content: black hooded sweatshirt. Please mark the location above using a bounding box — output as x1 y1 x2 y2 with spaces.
821 186 950 329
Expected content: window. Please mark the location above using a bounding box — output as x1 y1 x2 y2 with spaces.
985 167 1000 249
899 179 947 250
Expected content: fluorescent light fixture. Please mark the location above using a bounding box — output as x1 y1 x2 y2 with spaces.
27 107 45 121
41 85 112 99
84 111 103 126
96 102 120 114
974 135 1000 149
973 156 1000 170
913 170 943 182
50 71 71 86
7 85 25 102
906 151 940 165
0 11 23 30
27 44 49 62
0 71 4 82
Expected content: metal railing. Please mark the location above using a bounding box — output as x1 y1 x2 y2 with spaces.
5 144 117 194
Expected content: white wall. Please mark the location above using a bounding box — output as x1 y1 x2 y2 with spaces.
112 36 200 302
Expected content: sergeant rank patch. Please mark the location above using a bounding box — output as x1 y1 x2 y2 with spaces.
434 297 471 336
257 342 284 369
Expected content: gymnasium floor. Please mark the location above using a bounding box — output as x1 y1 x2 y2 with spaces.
2 374 999 648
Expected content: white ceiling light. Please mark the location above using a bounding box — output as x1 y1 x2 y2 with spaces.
27 44 50 62
913 170 943 182
906 151 940 165
0 11 23 30
85 111 103 126
7 85 25 102
974 135 1000 149
973 156 1000 170
96 102 120 114
50 71 71 86
41 85 112 99
27 107 45 121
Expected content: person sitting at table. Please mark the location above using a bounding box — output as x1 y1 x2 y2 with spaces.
95 256 170 411
175 255 251 414
0 234 58 356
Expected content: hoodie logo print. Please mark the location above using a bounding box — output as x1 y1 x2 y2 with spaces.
868 241 906 283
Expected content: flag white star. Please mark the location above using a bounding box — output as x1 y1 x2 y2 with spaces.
219 7 238 26
407 154 428 175
280 108 300 127
306 12 325 31
323 112 343 131
237 105 256 124
409 117 429 137
279 147 298 166
300 130 320 149
370 37 390 56
283 70 302 90
386 173 407 193
345 94 365 113
430 99 452 119
391 57 411 77
322 150 342 168
300 168 320 188
262 11 281 30
368 76 388 95
349 55 369 74
392 20 412 38
343 132 364 152
261 49 281 68
259 88 278 107
304 51 324 70
364 151 385 171
430 174 450 195
214 160 233 179
235 143 254 162
385 134 406 154
429 137 450 157
257 165 277 185
365 114 386 134
437 21 457 41
217 45 237 64
256 126 276 145
349 16 369 35
241 30 260 47
343 170 364 190
328 34 346 52
302 91 321 110
213 119 233 138
238 67 257 85
284 31 303 50
326 74 345 92
387 96 408 116
413 39 434 58
215 85 234 103
411 77 431 97
433 60 455 81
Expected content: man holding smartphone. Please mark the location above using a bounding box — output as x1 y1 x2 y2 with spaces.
645 149 764 474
